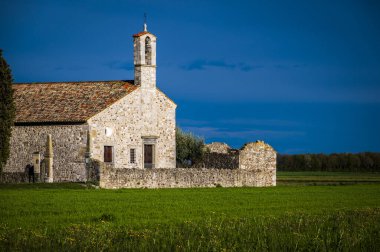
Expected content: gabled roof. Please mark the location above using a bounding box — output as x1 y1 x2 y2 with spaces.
13 80 138 124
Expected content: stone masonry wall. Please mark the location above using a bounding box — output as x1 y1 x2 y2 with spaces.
239 141 277 186
100 141 276 189
88 87 176 169
0 172 28 183
136 66 156 89
206 142 231 154
100 167 273 189
195 152 239 169
198 142 239 169
3 125 89 182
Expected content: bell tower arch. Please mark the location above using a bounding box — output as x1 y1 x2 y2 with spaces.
133 22 156 89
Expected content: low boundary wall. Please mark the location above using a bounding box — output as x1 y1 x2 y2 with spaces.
0 172 29 183
100 167 276 189
99 140 276 189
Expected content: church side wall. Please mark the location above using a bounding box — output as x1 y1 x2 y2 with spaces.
88 88 176 169
3 125 88 182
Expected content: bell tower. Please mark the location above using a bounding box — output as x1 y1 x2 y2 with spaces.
133 21 157 89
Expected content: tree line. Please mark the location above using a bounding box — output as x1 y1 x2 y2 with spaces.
175 127 380 172
277 153 380 172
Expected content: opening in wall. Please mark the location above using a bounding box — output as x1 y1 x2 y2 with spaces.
144 144 155 168
145 36 152 65
104 146 114 163
130 149 136 164
142 136 158 169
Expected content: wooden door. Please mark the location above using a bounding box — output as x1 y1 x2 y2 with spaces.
144 144 153 168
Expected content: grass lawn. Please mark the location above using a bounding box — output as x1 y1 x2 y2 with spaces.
0 173 380 251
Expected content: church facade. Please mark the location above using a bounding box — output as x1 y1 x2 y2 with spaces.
4 25 176 182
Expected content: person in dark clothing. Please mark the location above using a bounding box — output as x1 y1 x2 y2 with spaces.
28 163 35 183
25 164 31 174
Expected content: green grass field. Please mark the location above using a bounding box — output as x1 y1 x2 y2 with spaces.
277 171 380 185
1 172 380 251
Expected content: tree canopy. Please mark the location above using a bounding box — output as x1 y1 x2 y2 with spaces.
176 127 205 168
0 50 15 172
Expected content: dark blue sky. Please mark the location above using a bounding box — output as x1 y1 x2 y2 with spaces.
1 0 380 153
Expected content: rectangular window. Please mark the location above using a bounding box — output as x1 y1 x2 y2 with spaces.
104 146 113 163
130 149 136 164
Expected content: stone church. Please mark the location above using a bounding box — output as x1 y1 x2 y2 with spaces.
4 24 177 182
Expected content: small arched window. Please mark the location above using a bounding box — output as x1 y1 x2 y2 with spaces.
145 36 152 65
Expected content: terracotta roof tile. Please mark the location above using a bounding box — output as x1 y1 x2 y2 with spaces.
133 31 152 37
13 80 138 123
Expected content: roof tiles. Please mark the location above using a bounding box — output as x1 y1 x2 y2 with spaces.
13 80 138 123
133 31 152 37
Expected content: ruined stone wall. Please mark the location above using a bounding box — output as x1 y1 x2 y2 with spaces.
239 141 277 186
199 143 239 169
88 88 176 169
3 125 88 182
195 152 239 169
206 142 231 154
100 141 276 189
100 167 273 189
